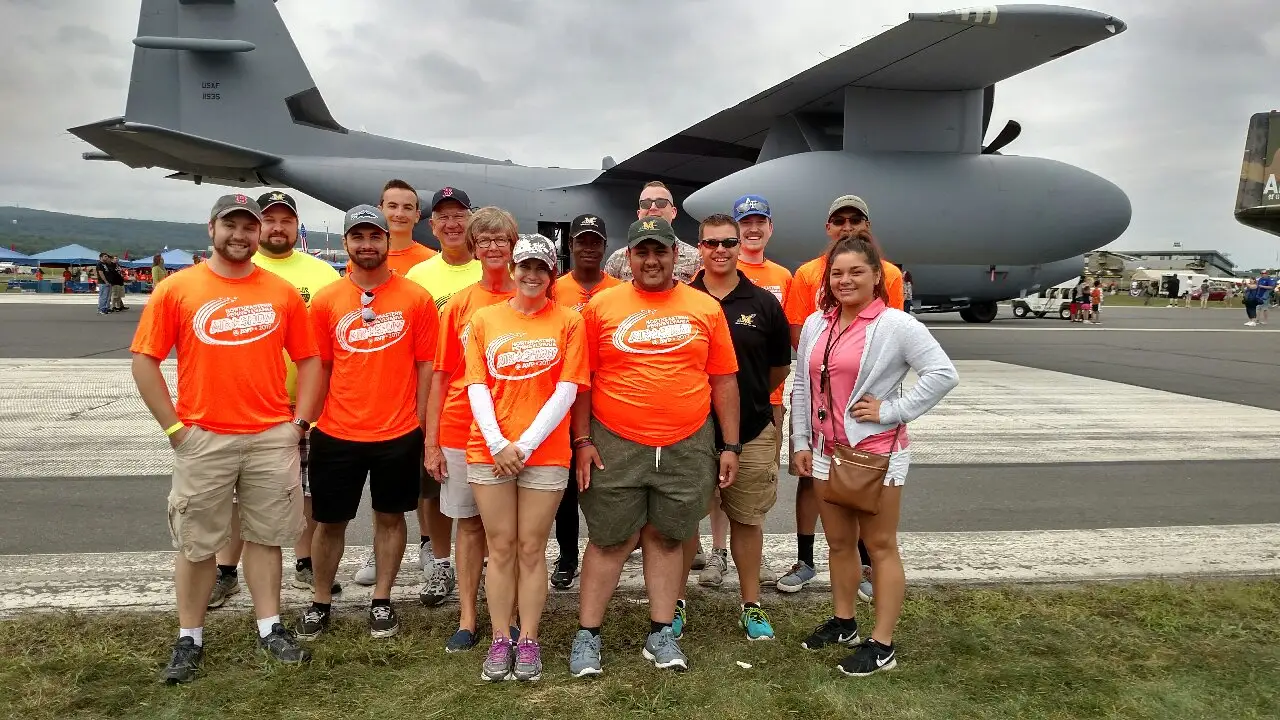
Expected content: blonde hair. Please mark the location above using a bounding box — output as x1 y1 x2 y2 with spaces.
463 206 518 254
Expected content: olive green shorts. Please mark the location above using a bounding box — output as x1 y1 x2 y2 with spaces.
578 417 717 547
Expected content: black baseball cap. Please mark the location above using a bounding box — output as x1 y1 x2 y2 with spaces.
570 213 607 240
430 186 471 212
256 190 298 215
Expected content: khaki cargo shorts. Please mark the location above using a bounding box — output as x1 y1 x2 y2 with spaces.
578 417 716 547
167 422 305 562
720 422 779 526
468 463 569 492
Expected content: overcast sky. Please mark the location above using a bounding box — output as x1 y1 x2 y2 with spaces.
2 0 1278 267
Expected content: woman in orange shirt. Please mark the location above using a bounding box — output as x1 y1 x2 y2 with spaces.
463 234 590 683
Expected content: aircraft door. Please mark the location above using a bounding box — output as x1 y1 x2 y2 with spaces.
538 221 571 274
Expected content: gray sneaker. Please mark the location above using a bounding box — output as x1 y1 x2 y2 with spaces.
207 569 239 609
776 561 817 593
690 540 707 570
257 623 311 664
418 539 434 578
858 564 875 603
642 626 688 671
352 552 377 586
698 549 728 586
419 560 455 607
292 565 342 594
568 629 603 678
481 637 515 682
512 638 542 682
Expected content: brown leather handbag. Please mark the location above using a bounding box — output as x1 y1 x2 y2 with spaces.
820 424 901 515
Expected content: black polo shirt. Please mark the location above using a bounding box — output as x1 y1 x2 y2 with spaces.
691 269 792 448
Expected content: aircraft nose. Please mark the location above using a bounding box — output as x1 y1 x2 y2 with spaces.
683 186 728 223
1060 168 1133 254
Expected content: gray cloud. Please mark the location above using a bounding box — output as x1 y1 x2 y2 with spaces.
0 0 1277 269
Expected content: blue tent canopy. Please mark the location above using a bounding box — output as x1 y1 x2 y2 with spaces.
23 243 102 266
125 249 194 269
0 247 31 261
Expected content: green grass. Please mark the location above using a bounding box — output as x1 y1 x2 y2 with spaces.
2 580 1277 719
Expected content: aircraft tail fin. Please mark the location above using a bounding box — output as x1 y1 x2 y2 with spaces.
69 0 498 187
1236 111 1280 237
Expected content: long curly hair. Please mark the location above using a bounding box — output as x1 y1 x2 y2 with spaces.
818 229 888 312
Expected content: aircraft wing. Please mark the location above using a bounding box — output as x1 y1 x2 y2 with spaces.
69 117 281 187
596 5 1125 189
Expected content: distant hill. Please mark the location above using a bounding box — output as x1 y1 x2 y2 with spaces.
0 207 209 258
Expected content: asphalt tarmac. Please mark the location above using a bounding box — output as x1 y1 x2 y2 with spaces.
1 302 1277 554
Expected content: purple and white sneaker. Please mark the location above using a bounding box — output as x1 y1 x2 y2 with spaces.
481 637 515 682
512 638 542 682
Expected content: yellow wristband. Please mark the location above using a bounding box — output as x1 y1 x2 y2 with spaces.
164 422 185 436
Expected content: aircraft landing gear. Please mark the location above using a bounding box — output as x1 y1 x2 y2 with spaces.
960 301 998 324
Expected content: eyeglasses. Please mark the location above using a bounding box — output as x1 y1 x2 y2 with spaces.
474 238 512 249
638 198 672 210
700 238 740 249
360 291 375 322
828 214 866 227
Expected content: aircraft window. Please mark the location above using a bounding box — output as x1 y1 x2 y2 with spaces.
286 87 348 134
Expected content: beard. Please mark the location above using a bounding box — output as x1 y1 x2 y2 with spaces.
351 252 386 270
259 232 294 255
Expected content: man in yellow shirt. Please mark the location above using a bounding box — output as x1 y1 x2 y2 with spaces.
207 190 341 609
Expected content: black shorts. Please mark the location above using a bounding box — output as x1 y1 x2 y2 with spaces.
309 427 424 523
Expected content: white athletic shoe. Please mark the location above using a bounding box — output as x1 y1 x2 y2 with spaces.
353 552 377 586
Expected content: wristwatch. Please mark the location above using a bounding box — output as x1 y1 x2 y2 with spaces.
291 417 311 432
722 442 743 454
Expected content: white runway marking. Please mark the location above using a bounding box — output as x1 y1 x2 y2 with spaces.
0 293 152 305
5 359 1280 477
3 525 1275 616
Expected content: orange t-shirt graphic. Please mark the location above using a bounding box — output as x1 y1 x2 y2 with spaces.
130 263 319 434
785 256 903 327
434 283 517 449
310 274 439 442
348 243 436 277
739 258 794 404
582 282 738 446
553 272 621 312
462 301 590 467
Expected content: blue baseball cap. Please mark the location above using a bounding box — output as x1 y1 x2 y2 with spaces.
732 195 771 221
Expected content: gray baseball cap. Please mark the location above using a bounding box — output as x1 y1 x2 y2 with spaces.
513 233 558 270
209 193 263 223
343 204 390 234
827 194 871 221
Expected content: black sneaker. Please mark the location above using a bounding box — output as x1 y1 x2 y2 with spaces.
296 604 331 641
801 617 860 650
837 638 896 676
550 556 577 589
161 637 204 684
369 604 399 638
257 623 311 663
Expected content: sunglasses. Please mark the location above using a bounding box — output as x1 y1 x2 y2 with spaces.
700 238 740 249
360 290 375 322
638 198 672 210
828 214 867 227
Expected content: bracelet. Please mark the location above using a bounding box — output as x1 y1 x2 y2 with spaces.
572 437 594 449
164 421 185 436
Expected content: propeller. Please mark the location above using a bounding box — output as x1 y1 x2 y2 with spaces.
980 85 1023 155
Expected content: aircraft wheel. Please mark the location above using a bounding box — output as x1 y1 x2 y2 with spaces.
1012 305 1029 318
963 301 998 324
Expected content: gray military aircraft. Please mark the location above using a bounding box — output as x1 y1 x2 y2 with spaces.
71 1 1131 322
1236 111 1280 238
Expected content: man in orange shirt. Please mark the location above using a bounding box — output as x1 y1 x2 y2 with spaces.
345 179 436 276
568 217 740 676
778 195 900 600
549 213 619 589
295 205 438 641
423 206 519 652
131 194 321 683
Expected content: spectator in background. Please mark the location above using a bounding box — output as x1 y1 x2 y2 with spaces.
1257 270 1275 325
152 255 169 287
95 252 112 315
902 271 914 314
107 255 127 311
1244 278 1263 326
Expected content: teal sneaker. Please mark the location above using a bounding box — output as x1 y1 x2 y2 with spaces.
740 604 775 641
672 598 687 640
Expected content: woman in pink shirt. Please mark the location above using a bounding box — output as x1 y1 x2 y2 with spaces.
790 231 958 678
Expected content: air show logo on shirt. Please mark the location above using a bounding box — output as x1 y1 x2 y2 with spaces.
613 309 698 355
485 332 561 380
193 297 280 346
335 309 407 353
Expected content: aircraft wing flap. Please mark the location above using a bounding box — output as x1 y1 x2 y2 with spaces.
596 5 1124 188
